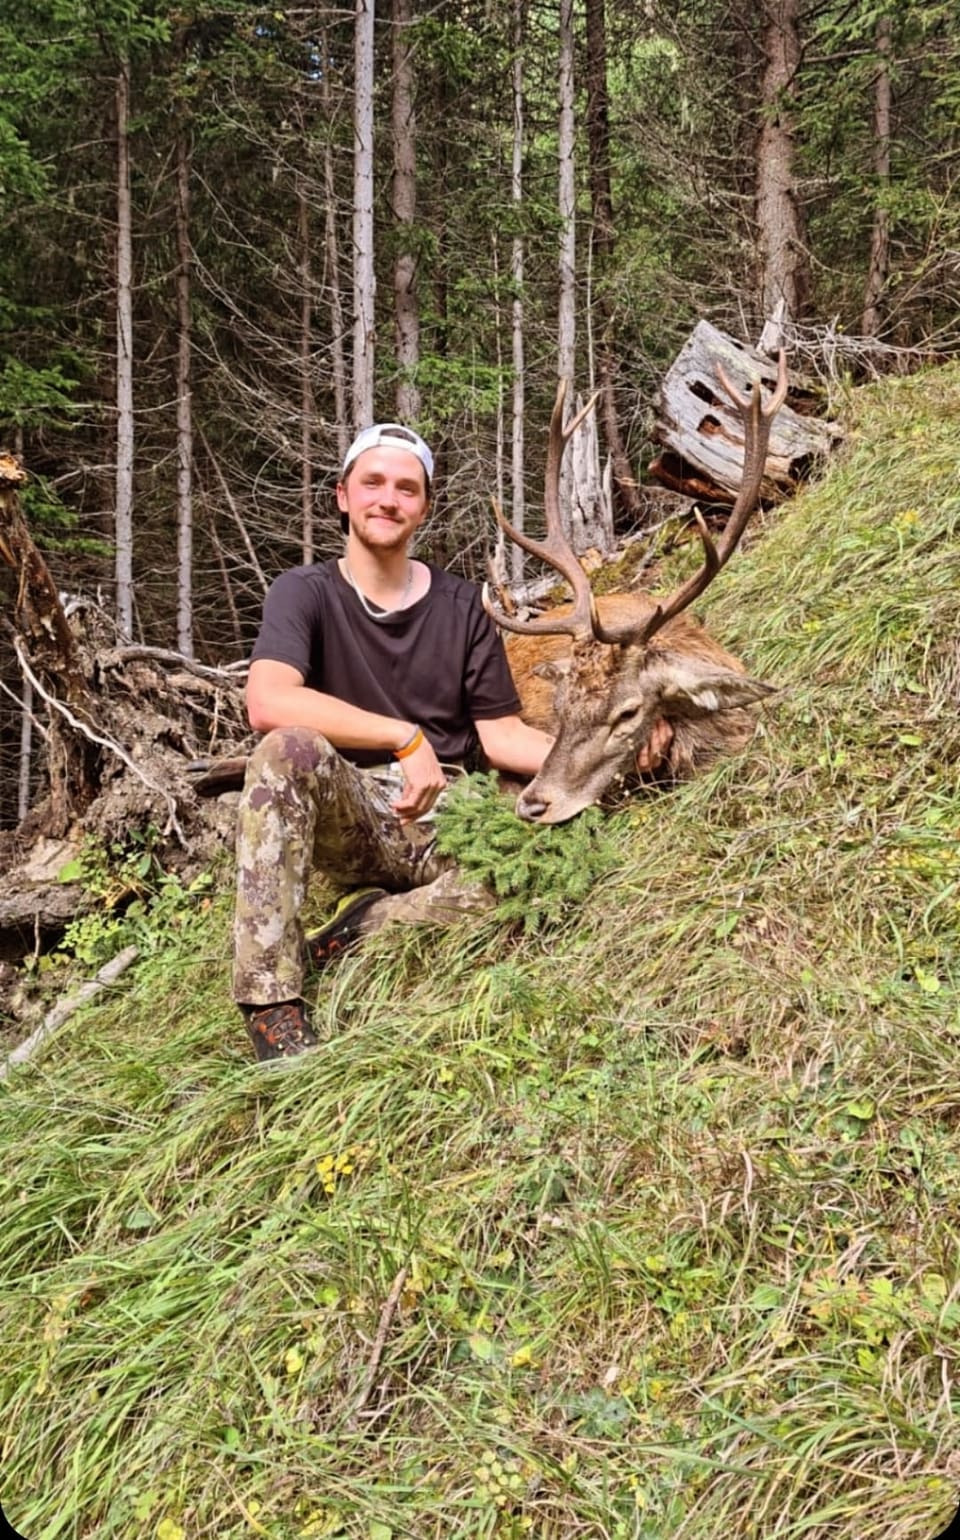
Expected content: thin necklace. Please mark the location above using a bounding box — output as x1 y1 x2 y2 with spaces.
342 558 414 623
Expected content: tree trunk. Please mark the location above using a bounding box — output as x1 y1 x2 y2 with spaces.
352 0 376 429
861 15 893 338
557 0 580 546
17 678 33 823
755 0 810 323
555 0 609 555
510 0 525 582
321 33 348 462
174 119 194 656
11 426 33 822
557 0 576 400
584 0 639 527
298 172 315 563
115 58 135 638
208 505 243 653
197 425 268 596
392 0 420 422
491 236 507 589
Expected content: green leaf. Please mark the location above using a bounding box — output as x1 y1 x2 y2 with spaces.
844 1099 875 1121
921 1273 947 1305
913 966 941 994
122 1204 158 1231
132 1490 160 1523
750 1284 784 1311
57 858 84 883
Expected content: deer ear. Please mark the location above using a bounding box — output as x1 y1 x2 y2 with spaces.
656 659 777 718
532 659 571 683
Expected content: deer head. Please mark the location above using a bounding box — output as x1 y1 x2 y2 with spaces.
484 354 788 823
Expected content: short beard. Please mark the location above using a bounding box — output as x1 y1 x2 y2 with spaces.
352 518 410 554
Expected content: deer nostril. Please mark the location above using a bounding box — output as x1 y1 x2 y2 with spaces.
517 791 550 822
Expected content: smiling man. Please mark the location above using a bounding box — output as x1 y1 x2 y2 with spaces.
233 422 554 1062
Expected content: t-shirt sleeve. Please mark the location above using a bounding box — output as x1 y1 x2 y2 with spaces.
462 596 523 720
250 569 319 678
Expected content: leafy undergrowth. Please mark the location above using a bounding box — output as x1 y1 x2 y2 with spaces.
3 365 960 1540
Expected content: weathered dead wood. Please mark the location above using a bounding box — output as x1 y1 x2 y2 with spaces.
649 321 840 503
0 944 139 1080
188 756 250 798
347 1264 410 1429
0 457 102 827
561 389 615 556
0 458 253 963
0 457 89 701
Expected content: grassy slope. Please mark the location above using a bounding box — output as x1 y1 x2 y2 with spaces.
2 365 960 1540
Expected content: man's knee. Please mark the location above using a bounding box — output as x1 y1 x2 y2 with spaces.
244 728 339 803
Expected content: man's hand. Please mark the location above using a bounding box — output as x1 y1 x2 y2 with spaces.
392 733 448 822
636 716 674 774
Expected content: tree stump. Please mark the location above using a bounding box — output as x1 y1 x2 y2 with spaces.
648 321 840 503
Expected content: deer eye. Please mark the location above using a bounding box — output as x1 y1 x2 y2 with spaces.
608 701 644 735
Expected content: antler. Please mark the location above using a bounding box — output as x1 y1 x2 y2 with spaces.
483 351 788 649
482 379 601 639
597 348 789 647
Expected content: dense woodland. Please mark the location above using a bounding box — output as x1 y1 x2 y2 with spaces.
1 0 959 830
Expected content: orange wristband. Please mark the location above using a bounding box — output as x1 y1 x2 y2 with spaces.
395 726 424 761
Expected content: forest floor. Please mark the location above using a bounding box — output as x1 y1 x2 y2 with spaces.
2 364 960 1540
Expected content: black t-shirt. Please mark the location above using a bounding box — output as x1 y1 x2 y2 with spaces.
250 559 522 766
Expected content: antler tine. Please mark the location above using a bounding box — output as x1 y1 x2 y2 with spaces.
627 349 788 649
716 346 789 419
484 380 601 639
594 508 720 646
481 498 589 636
482 578 582 637
711 347 787 565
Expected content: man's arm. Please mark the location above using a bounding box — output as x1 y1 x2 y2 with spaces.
476 711 675 779
246 659 446 821
248 658 416 750
475 714 554 777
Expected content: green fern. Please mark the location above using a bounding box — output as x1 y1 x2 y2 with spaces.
434 772 621 932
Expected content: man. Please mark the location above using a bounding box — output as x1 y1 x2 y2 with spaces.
233 422 555 1061
233 419 672 1062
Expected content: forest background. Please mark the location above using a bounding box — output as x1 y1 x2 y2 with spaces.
1 0 959 828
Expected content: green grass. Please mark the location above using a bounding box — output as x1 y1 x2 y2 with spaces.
3 364 960 1539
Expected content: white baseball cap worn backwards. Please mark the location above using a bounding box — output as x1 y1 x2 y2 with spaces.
341 423 434 484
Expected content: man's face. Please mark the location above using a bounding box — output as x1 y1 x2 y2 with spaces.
337 446 429 552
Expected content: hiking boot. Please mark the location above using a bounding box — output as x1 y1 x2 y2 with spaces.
241 998 318 1063
305 887 387 970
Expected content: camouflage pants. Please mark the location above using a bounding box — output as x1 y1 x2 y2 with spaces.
232 727 488 1005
